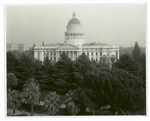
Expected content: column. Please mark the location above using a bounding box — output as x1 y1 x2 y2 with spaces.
97 51 99 62
74 51 77 60
73 51 74 61
69 51 71 59
34 51 38 59
78 51 80 56
89 52 91 61
93 51 96 60
118 51 119 59
70 51 72 60
57 51 59 61
56 51 58 62
40 51 44 62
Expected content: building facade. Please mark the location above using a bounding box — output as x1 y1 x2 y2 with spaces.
18 44 29 53
34 12 119 62
7 43 29 53
7 43 18 52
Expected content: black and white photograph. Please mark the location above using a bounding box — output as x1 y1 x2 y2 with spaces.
5 3 147 117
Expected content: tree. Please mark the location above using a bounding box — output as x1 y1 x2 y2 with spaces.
76 53 96 76
64 88 92 115
110 55 116 63
132 41 141 61
63 90 80 115
100 55 109 63
23 78 41 116
76 52 91 65
21 49 34 60
42 41 44 46
43 55 53 71
11 50 21 60
7 51 20 73
95 61 110 68
113 54 140 77
7 90 21 115
58 52 71 63
44 91 60 115
82 68 145 114
138 52 146 87
54 52 81 92
7 73 18 91
33 43 35 47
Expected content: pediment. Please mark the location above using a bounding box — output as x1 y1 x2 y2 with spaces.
56 44 79 50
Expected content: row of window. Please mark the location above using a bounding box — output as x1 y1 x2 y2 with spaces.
38 51 112 57
37 48 117 51
42 56 109 62
39 53 116 62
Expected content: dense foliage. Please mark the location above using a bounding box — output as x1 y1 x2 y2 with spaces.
7 73 18 90
7 90 21 114
23 78 41 116
44 91 60 115
7 42 146 115
81 68 145 114
132 42 141 61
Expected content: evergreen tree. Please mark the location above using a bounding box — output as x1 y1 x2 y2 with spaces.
132 41 141 61
58 51 71 63
138 52 146 87
82 68 145 114
110 55 116 63
76 53 96 76
7 51 20 73
7 73 18 91
33 43 35 47
42 41 44 46
113 54 140 77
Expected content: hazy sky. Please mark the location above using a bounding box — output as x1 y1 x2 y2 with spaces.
5 4 147 47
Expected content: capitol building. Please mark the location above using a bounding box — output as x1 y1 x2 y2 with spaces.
34 12 119 62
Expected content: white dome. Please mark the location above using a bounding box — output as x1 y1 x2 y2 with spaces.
64 12 85 46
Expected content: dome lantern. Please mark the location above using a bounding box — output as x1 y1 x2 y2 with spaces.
73 11 76 18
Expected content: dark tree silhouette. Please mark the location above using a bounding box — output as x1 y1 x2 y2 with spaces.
113 54 140 77
42 41 44 46
132 41 141 61
7 73 18 91
81 68 145 114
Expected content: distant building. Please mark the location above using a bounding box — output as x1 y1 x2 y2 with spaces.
7 43 18 52
18 44 29 53
7 43 29 53
34 12 119 62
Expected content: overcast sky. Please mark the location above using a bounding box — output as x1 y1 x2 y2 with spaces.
5 4 147 47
